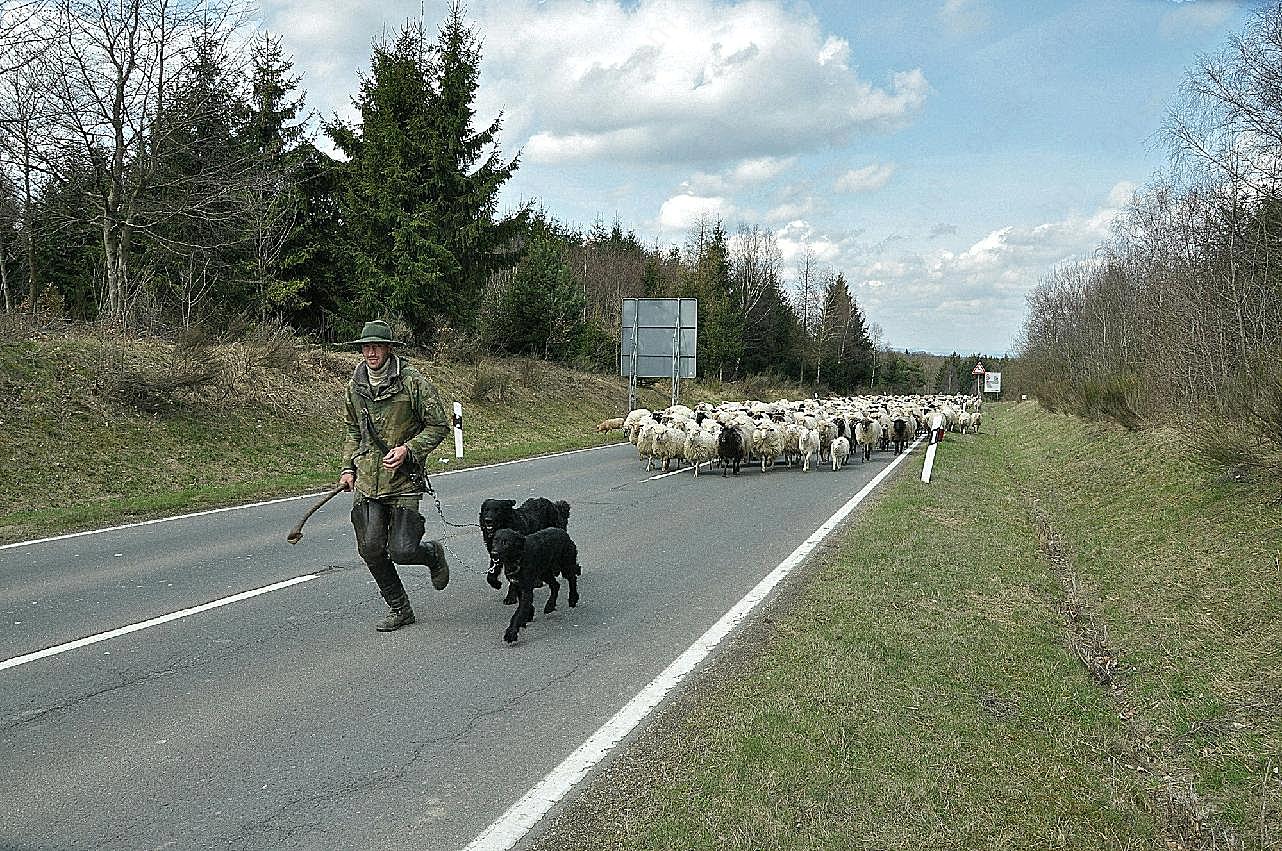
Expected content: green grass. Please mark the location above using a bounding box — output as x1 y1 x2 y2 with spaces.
529 402 1281 850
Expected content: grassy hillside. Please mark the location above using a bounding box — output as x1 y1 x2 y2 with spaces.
0 324 795 544
528 403 1281 850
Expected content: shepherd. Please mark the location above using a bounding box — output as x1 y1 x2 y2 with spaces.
337 320 451 631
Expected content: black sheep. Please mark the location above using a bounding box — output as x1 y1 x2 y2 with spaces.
892 418 910 455
479 498 571 603
490 527 582 644
717 425 746 476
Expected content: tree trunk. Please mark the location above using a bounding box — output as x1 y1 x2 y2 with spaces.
0 223 10 312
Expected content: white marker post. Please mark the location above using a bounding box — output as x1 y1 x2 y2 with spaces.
921 414 946 483
921 439 938 483
453 401 464 459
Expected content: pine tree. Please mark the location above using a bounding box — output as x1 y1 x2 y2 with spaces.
683 219 740 380
328 6 524 343
484 216 583 359
327 23 444 336
423 1 526 328
245 31 312 318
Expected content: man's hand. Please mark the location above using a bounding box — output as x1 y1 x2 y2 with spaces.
382 444 411 471
339 470 355 492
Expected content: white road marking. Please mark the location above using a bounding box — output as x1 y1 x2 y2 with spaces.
0 443 626 551
643 462 708 481
0 574 320 673
462 437 925 851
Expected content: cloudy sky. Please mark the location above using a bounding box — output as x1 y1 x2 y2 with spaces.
259 0 1263 355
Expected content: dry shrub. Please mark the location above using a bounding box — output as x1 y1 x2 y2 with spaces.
1190 356 1282 481
469 360 511 404
517 357 541 390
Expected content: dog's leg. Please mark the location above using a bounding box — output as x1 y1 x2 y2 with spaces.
503 580 519 605
567 569 579 608
504 581 531 643
543 576 559 614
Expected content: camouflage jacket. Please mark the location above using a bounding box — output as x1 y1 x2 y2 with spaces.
341 355 449 499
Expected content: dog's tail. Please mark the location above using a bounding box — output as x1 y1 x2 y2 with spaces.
555 500 571 528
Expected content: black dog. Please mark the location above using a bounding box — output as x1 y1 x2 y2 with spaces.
490 527 581 643
479 498 571 603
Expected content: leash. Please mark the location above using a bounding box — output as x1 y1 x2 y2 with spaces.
421 472 480 530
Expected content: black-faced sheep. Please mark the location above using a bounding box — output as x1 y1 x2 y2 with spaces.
479 497 570 603
717 421 749 476
891 417 910 455
490 527 582 644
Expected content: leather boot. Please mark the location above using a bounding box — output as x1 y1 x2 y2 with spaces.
428 540 450 591
375 593 416 631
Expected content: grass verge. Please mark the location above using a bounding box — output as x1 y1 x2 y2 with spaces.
527 402 1281 850
0 329 797 544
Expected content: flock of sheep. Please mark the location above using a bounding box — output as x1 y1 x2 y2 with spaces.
600 394 983 476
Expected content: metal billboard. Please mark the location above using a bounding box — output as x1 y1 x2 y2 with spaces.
621 298 698 410
620 298 698 379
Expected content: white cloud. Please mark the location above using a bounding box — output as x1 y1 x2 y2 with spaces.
939 0 990 35
473 0 929 165
1158 1 1236 40
658 193 735 231
1107 180 1138 209
774 219 850 265
833 183 1132 352
835 162 896 193
685 156 796 194
767 199 817 222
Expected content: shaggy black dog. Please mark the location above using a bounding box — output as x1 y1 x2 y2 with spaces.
490 527 581 644
479 498 571 603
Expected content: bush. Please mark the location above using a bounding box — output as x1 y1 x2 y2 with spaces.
469 360 511 404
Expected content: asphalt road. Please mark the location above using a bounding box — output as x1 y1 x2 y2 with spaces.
1 442 914 851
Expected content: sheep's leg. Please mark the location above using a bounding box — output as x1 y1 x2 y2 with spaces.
544 576 560 614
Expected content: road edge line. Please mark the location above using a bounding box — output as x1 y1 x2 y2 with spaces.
0 444 627 551
462 436 925 851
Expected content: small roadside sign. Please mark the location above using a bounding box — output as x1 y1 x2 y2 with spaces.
983 372 1002 393
971 363 985 375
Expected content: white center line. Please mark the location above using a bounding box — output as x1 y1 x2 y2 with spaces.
463 436 924 851
0 574 320 673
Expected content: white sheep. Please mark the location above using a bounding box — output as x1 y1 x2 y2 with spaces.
751 420 786 472
799 427 821 472
831 435 851 470
683 422 719 476
624 408 652 444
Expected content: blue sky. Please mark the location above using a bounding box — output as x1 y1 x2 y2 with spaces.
261 0 1265 354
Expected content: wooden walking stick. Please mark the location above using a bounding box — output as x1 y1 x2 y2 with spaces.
286 484 346 544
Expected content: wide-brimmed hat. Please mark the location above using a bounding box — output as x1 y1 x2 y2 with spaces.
341 320 403 347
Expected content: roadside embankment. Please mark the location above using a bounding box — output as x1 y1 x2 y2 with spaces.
528 401 1281 850
0 327 794 544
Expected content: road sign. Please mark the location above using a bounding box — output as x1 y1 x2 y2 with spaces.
983 372 1002 393
971 363 985 375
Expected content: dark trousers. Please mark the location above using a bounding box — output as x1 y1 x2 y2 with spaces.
351 497 436 604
